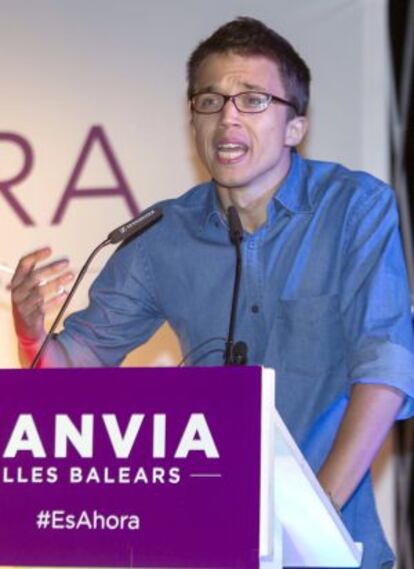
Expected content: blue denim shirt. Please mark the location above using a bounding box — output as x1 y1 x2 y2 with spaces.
59 152 414 568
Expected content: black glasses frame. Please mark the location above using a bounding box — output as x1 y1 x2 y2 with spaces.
190 91 298 115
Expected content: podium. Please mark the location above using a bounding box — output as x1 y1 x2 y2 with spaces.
0 366 362 568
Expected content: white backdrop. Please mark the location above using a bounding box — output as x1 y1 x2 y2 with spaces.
0 0 393 547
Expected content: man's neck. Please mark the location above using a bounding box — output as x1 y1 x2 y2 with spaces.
215 153 292 234
217 184 277 233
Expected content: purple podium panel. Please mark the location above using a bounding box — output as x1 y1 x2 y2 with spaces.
0 366 262 569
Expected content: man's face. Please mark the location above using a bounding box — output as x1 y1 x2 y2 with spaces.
191 52 307 197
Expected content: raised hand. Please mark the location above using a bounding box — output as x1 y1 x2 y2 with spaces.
10 247 74 350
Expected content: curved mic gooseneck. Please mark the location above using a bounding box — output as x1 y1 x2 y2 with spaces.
30 207 163 369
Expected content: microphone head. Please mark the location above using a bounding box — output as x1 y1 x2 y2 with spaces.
108 207 163 244
227 206 243 244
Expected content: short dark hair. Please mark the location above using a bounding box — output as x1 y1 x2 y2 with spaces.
187 17 311 116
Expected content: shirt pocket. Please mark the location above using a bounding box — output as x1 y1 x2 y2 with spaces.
276 294 344 377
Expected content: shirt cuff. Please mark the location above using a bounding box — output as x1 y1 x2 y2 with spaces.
349 340 414 420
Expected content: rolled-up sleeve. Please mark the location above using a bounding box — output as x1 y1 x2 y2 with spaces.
341 184 414 418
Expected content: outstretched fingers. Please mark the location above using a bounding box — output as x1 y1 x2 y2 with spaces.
10 248 75 343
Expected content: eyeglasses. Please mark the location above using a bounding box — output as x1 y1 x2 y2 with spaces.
190 91 298 115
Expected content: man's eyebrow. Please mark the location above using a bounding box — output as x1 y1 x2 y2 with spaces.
194 82 268 94
193 85 217 94
241 81 267 91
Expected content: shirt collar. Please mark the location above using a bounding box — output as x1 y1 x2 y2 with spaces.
273 151 315 214
200 151 314 233
201 181 226 232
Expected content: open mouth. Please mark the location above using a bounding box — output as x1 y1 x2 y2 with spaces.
216 143 248 163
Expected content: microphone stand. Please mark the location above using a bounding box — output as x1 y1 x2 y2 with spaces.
30 207 163 369
224 207 248 365
30 239 110 369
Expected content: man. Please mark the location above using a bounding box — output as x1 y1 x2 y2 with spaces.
11 17 414 568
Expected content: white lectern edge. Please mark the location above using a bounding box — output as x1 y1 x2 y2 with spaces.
258 367 363 569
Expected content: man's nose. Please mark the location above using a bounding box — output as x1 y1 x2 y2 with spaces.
219 97 241 124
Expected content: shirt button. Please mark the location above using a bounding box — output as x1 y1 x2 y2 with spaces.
251 304 260 314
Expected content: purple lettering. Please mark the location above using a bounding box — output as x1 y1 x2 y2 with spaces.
52 125 139 224
0 132 35 225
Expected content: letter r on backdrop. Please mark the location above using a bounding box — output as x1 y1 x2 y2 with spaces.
0 132 35 225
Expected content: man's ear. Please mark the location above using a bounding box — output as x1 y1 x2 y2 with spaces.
285 115 308 147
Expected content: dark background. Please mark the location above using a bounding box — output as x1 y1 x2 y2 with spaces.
389 1 414 567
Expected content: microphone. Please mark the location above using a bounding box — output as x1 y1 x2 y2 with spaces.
30 207 163 369
224 206 248 365
108 207 163 244
227 205 243 245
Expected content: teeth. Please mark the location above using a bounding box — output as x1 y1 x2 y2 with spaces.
217 143 246 160
218 143 241 149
